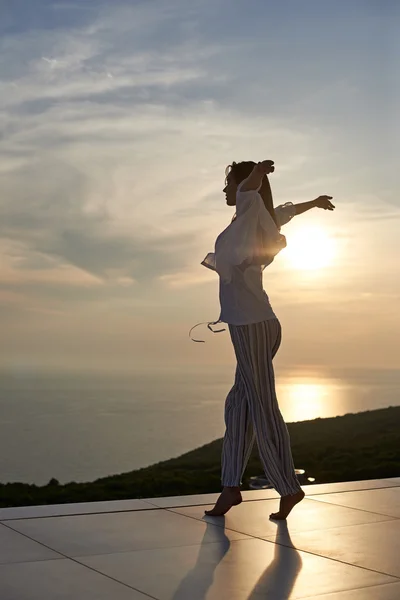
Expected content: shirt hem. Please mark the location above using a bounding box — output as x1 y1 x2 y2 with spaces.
220 313 278 326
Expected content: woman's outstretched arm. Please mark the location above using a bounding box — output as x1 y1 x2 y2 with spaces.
294 195 335 215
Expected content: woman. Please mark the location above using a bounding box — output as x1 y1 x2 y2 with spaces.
193 159 334 519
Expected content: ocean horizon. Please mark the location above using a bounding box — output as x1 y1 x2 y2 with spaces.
1 366 399 487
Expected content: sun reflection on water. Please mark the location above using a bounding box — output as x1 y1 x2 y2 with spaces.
276 375 351 422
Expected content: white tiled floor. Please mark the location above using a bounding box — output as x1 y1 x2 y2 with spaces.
0 478 399 599
0 498 154 521
307 487 400 519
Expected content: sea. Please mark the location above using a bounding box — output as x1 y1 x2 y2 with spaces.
0 366 399 486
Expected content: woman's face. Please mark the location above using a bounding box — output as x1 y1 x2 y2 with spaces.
223 172 237 206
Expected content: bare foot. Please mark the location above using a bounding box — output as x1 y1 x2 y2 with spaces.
270 489 305 520
205 487 242 516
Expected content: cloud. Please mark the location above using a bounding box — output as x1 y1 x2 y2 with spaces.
0 155 203 283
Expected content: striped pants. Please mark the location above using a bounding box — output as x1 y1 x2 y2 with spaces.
222 318 301 496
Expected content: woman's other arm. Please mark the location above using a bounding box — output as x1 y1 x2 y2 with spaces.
294 196 335 215
240 160 275 192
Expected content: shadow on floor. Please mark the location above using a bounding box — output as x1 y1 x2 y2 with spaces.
248 521 302 598
170 518 302 599
171 519 231 599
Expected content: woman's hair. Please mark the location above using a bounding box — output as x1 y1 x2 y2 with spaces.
225 161 256 186
226 161 278 227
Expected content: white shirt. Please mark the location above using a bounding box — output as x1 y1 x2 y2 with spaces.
218 201 295 325
189 190 296 341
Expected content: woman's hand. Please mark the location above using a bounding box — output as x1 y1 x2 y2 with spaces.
314 196 335 210
256 160 275 175
277 233 287 249
240 160 275 192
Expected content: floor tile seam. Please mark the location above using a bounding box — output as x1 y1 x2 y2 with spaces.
0 556 65 568
69 534 258 561
303 483 398 493
144 485 400 510
302 484 400 498
306 497 400 519
166 507 225 523
166 505 397 537
0 506 161 522
0 521 70 559
147 497 281 509
268 514 398 537
300 578 400 599
165 507 288 544
66 555 160 600
251 536 400 580
308 485 400 498
143 483 400 508
157 496 287 512
165 507 387 550
160 506 283 533
142 501 186 510
140 501 169 511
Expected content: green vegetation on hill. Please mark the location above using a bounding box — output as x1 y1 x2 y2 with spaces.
1 406 399 508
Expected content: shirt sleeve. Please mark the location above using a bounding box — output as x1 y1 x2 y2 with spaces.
236 188 259 202
275 202 296 227
213 189 283 284
237 179 262 193
200 252 217 272
235 180 263 215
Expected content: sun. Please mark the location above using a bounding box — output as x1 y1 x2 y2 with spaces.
283 225 336 270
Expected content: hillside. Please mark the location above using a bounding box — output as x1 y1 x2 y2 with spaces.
1 406 399 508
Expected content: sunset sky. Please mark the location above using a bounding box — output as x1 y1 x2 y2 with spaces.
1 0 399 374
